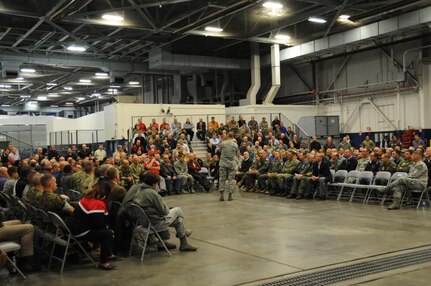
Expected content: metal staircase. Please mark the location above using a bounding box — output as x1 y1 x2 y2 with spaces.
0 132 34 159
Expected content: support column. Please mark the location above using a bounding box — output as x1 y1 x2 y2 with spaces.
263 44 281 105
240 43 261 106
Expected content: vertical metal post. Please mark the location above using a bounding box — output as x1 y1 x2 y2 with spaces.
96 130 99 142
76 130 79 145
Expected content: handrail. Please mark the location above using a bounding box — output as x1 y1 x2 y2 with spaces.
0 132 33 148
279 114 310 138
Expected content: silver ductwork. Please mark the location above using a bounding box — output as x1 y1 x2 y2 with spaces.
278 6 431 62
149 48 250 71
241 43 261 106
263 44 281 105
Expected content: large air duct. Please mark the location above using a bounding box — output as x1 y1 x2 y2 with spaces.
241 43 261 106
263 44 281 104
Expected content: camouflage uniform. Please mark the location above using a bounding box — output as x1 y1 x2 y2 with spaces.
383 161 428 208
36 191 67 214
174 160 194 192
276 158 300 193
291 161 313 196
72 171 94 193
23 188 43 207
243 158 269 190
266 158 285 194
379 161 397 174
129 163 144 185
218 139 239 194
330 158 342 171
356 157 370 172
397 158 412 173
120 166 134 189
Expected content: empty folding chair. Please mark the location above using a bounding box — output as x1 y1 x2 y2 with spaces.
0 241 26 279
66 189 82 201
327 170 347 199
47 211 97 274
336 170 360 201
348 171 374 203
365 171 392 204
127 203 171 262
400 186 431 210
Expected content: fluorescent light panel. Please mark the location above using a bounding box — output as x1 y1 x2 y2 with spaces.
309 17 327 23
205 26 223 32
102 14 124 22
263 1 283 9
0 84 12 88
67 45 86 52
47 82 57 86
108 88 118 92
20 68 35 73
16 77 24 80
275 34 291 41
63 86 73 90
20 95 31 98
37 96 47 100
1 104 10 107
80 79 92 83
129 81 140 85
95 72 109 77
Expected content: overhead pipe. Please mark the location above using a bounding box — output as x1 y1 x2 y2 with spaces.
263 44 281 104
244 43 261 105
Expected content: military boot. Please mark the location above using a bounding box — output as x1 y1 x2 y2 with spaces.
388 198 400 210
219 192 225 201
179 237 198 251
228 193 233 201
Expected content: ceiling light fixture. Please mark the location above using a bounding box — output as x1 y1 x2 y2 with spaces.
37 96 47 100
67 45 86 52
102 14 124 22
20 68 36 73
205 26 223 32
263 1 283 9
308 17 327 23
77 97 85 101
95 72 109 77
20 95 31 98
47 82 57 86
274 34 291 41
0 84 12 88
80 79 92 83
63 86 73 91
108 88 118 92
91 93 101 97
339 15 350 20
50 105 58 108
16 77 24 80
65 102 74 105
1 104 10 107
109 85 121 88
129 81 140 85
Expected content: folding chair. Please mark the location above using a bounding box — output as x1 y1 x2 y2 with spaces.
47 211 97 274
65 189 82 201
400 186 431 210
128 203 171 262
365 171 392 204
381 172 408 205
326 170 347 199
0 242 26 279
336 170 360 201
348 171 374 203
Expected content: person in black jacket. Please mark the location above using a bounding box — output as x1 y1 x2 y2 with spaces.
77 144 92 159
67 178 119 270
310 136 322 151
160 155 181 195
339 149 358 172
47 145 60 161
310 153 333 200
236 151 253 184
196 118 207 142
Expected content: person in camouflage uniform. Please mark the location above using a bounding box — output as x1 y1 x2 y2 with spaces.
276 150 300 197
218 133 240 201
265 151 284 195
379 154 397 174
244 150 269 192
379 151 428 210
174 154 194 193
397 150 413 173
290 154 314 199
129 155 144 185
37 174 74 215
241 153 260 191
330 152 342 171
72 161 94 193
120 159 133 190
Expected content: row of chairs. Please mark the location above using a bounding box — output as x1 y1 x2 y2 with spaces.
328 170 430 209
0 191 96 276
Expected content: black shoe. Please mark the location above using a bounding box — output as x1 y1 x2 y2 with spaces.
269 190 278 196
315 196 326 201
288 193 296 199
305 194 313 200
157 241 177 250
295 195 303 200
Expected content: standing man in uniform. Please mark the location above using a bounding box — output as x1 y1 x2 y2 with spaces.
218 132 240 201
379 151 428 210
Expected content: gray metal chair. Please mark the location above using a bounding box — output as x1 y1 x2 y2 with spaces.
128 203 172 262
381 172 408 205
336 170 360 201
0 241 26 279
47 211 97 274
348 171 375 203
365 171 392 204
400 186 431 210
327 170 347 198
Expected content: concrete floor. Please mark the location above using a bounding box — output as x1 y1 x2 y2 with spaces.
3 191 431 285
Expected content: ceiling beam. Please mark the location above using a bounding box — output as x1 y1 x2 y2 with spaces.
128 0 158 31
294 0 339 6
323 0 348 38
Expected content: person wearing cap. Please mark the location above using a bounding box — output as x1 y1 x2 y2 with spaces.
379 150 428 210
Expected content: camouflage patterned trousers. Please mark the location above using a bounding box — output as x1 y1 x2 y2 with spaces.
219 165 236 194
388 177 426 200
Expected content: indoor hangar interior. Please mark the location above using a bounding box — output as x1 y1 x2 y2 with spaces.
1 0 431 285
